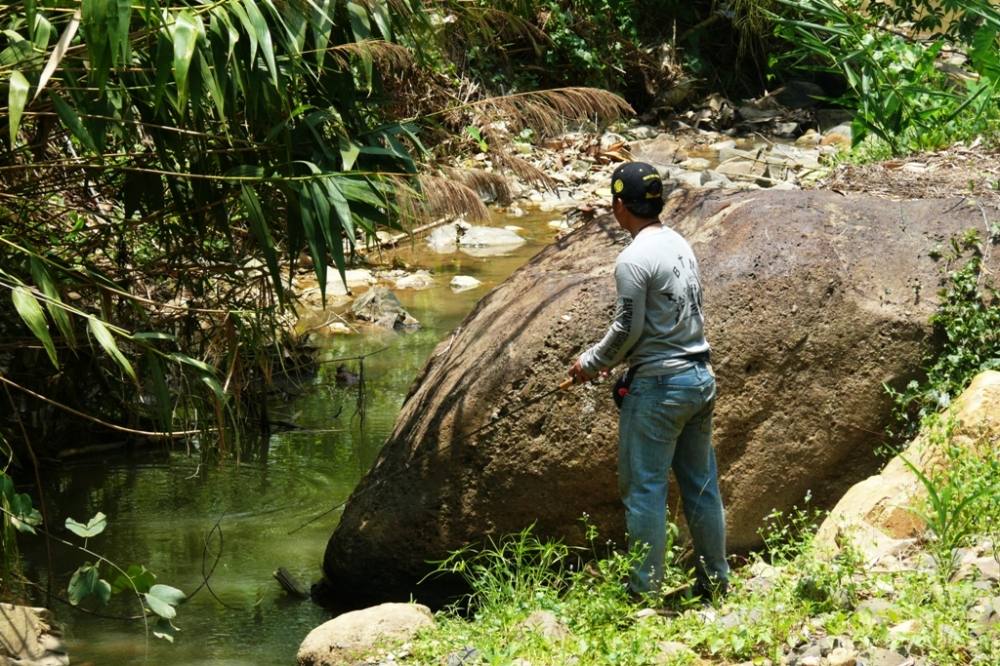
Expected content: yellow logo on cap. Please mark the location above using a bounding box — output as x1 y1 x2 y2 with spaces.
613 179 624 193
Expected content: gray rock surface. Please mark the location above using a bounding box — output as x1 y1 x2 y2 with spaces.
0 605 68 666
322 190 999 601
297 603 433 666
351 287 419 330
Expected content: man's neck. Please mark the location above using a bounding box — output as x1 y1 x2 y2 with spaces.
630 219 661 238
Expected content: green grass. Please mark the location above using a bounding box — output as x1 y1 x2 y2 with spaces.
393 438 1000 665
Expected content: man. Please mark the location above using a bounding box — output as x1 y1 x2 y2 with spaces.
568 161 728 600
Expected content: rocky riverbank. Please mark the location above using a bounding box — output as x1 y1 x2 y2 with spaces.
298 373 1000 666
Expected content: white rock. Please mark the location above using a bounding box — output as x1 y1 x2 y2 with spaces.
297 603 434 666
394 270 434 291
427 223 526 255
450 276 482 292
678 157 712 171
548 219 573 231
710 139 737 152
629 125 658 140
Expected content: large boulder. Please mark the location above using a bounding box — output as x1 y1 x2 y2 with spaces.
815 370 1000 563
0 604 68 666
322 190 998 603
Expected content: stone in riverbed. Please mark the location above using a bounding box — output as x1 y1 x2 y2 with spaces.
350 287 419 330
394 270 434 291
450 275 482 292
427 222 526 255
297 602 433 666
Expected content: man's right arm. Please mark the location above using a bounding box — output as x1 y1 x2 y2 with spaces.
578 260 647 376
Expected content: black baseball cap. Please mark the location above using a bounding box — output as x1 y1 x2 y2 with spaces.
611 161 664 218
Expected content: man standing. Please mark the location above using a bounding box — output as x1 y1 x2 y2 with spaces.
568 161 728 600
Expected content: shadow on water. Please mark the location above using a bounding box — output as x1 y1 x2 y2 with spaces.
18 209 565 665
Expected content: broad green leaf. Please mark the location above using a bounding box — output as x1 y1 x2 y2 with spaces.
96 578 112 605
12 286 58 368
339 137 360 171
50 92 97 153
242 0 278 87
148 584 187 606
9 492 42 534
81 0 112 90
111 564 156 595
68 564 100 605
347 2 371 41
171 10 201 109
65 511 108 538
144 592 177 619
8 71 30 147
309 0 333 67
153 629 175 643
200 374 225 401
88 318 137 381
32 13 52 52
30 258 76 348
113 0 132 65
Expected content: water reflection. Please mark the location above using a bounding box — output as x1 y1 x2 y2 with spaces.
21 210 563 665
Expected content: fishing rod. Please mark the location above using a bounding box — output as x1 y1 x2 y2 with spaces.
288 376 577 534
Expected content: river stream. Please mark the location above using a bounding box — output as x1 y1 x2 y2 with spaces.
21 209 564 665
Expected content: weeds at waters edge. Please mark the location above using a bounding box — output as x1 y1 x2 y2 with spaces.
402 513 998 663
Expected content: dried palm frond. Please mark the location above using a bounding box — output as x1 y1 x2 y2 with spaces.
468 87 634 137
328 39 414 70
444 167 512 206
489 150 557 190
415 174 490 223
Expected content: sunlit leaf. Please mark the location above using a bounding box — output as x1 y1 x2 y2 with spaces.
148 584 187 606
171 10 202 109
65 511 108 538
30 258 76 349
68 564 100 605
12 286 57 368
35 9 80 102
8 71 30 147
88 318 137 381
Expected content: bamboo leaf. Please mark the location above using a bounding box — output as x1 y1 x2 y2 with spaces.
242 0 278 87
8 71 30 148
32 13 53 52
50 92 97 153
171 10 201 110
12 286 58 368
30 257 76 348
241 185 283 299
88 317 137 381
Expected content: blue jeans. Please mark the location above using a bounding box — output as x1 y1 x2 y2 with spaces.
618 362 729 596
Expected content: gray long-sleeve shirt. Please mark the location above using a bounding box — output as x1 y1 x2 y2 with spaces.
579 225 709 378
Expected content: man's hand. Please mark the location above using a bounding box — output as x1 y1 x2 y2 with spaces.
568 359 596 384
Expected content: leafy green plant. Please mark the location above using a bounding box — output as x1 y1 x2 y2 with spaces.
887 232 1000 432
773 0 1000 155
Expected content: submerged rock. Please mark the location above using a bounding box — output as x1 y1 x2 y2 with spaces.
350 287 419 330
322 190 998 602
449 275 482 292
428 222 526 256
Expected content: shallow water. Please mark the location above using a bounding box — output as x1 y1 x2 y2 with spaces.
20 209 564 665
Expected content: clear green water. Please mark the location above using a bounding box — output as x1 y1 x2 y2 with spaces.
21 210 563 665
